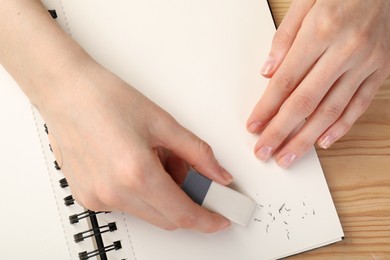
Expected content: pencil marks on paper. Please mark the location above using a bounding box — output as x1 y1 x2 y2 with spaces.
252 195 316 240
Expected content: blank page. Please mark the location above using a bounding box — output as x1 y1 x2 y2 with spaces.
48 0 344 259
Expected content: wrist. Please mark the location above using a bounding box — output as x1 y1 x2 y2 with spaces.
32 46 99 119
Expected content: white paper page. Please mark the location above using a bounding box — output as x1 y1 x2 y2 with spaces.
58 0 344 259
0 66 70 259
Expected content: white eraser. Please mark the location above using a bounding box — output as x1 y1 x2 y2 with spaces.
181 169 256 227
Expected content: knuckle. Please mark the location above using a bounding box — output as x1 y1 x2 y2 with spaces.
265 128 286 143
342 40 360 58
77 192 104 211
336 119 352 136
124 170 148 194
353 94 372 113
364 55 379 70
342 30 370 58
272 73 296 94
311 10 339 40
199 140 213 158
272 26 292 48
320 104 344 121
173 214 197 229
194 139 214 166
353 30 370 48
315 21 334 40
289 93 317 116
156 112 178 133
115 159 149 194
94 183 119 208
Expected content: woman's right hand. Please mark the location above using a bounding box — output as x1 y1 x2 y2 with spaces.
44 62 233 233
0 0 232 233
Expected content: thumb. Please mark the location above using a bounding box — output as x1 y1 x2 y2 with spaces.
261 0 315 77
158 118 233 186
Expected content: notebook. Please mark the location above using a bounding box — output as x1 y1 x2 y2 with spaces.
0 0 344 259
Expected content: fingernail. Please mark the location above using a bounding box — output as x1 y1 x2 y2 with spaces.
220 166 233 183
319 134 336 149
277 152 297 168
255 146 273 161
260 56 275 76
248 121 262 133
220 219 231 231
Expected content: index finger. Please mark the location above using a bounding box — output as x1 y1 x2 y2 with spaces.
261 0 316 77
142 157 231 233
248 20 328 133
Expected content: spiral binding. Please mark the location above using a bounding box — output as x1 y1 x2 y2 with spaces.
59 178 68 188
69 210 104 224
48 9 58 19
64 195 75 206
74 222 117 243
44 122 122 260
78 241 122 260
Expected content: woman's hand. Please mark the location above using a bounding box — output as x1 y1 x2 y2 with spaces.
46 65 232 232
247 0 390 168
0 0 232 232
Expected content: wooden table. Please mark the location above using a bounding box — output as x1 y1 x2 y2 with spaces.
268 0 390 258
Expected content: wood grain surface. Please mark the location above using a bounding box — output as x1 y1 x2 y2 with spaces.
267 0 390 258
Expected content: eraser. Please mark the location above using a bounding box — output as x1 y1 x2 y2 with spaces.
181 169 256 227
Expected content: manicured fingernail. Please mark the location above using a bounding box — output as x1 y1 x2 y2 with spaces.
260 56 275 76
248 121 262 133
220 166 233 183
319 135 336 149
255 146 273 161
277 152 297 168
220 220 231 231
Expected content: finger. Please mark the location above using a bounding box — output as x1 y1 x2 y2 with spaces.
253 46 348 161
68 169 178 230
157 116 233 185
248 13 328 134
274 66 373 168
142 157 231 233
156 147 189 184
317 70 387 149
164 152 190 185
260 0 315 77
118 191 177 231
109 192 178 231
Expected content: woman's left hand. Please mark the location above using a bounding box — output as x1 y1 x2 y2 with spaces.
247 0 390 168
